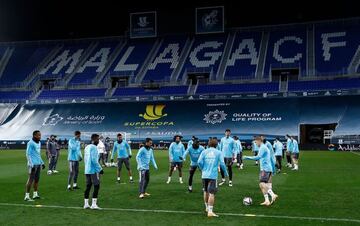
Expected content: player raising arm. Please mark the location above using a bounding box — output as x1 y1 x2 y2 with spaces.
243 136 278 206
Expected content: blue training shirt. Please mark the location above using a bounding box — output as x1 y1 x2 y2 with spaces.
169 142 185 162
198 147 228 180
183 145 205 166
68 137 82 161
84 144 102 174
111 140 132 159
136 146 158 171
26 139 44 167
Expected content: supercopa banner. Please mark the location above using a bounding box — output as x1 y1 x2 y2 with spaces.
130 11 157 39
1 96 359 141
196 6 224 34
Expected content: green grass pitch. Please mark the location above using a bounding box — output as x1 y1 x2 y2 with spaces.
0 149 359 226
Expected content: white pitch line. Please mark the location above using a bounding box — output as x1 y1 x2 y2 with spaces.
350 151 360 156
0 203 360 223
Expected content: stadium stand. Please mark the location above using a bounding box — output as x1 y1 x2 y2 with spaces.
0 18 360 101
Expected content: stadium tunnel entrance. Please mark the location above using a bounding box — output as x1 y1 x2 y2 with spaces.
300 123 337 149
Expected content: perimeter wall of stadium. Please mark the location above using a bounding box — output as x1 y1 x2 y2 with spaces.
0 96 359 148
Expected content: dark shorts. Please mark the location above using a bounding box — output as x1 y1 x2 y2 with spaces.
28 165 41 181
117 158 131 170
292 153 299 159
189 165 198 171
259 171 272 183
202 179 217 194
224 158 233 166
171 162 183 168
86 173 100 186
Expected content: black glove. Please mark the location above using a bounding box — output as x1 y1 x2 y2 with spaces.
99 169 104 175
41 164 45 170
79 156 83 162
179 156 183 161
129 155 132 159
111 159 114 163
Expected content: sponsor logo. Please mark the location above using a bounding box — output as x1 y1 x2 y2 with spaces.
43 114 64 126
139 104 167 120
337 144 360 151
138 16 149 27
203 109 227 124
125 104 174 129
328 144 336 151
202 10 219 29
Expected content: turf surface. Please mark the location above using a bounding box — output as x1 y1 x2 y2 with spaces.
0 149 359 226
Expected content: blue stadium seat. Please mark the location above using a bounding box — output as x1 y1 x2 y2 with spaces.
224 32 262 80
69 41 120 85
178 34 227 81
314 24 360 76
38 42 91 79
0 91 31 100
264 27 307 78
288 78 360 91
0 44 53 86
143 36 187 82
196 82 279 94
105 39 155 79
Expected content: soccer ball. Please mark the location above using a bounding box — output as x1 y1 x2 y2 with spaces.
243 197 253 206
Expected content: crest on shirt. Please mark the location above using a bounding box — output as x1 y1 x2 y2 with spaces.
43 114 63 126
203 110 227 124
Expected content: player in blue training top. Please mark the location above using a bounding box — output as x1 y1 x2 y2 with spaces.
198 138 228 218
67 131 83 191
273 137 284 173
83 134 104 210
187 136 196 149
243 136 278 206
261 135 276 180
285 134 293 167
24 130 45 201
291 136 300 171
183 137 204 192
166 135 185 184
111 133 133 183
233 136 243 169
252 135 260 165
136 138 158 199
218 129 236 187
